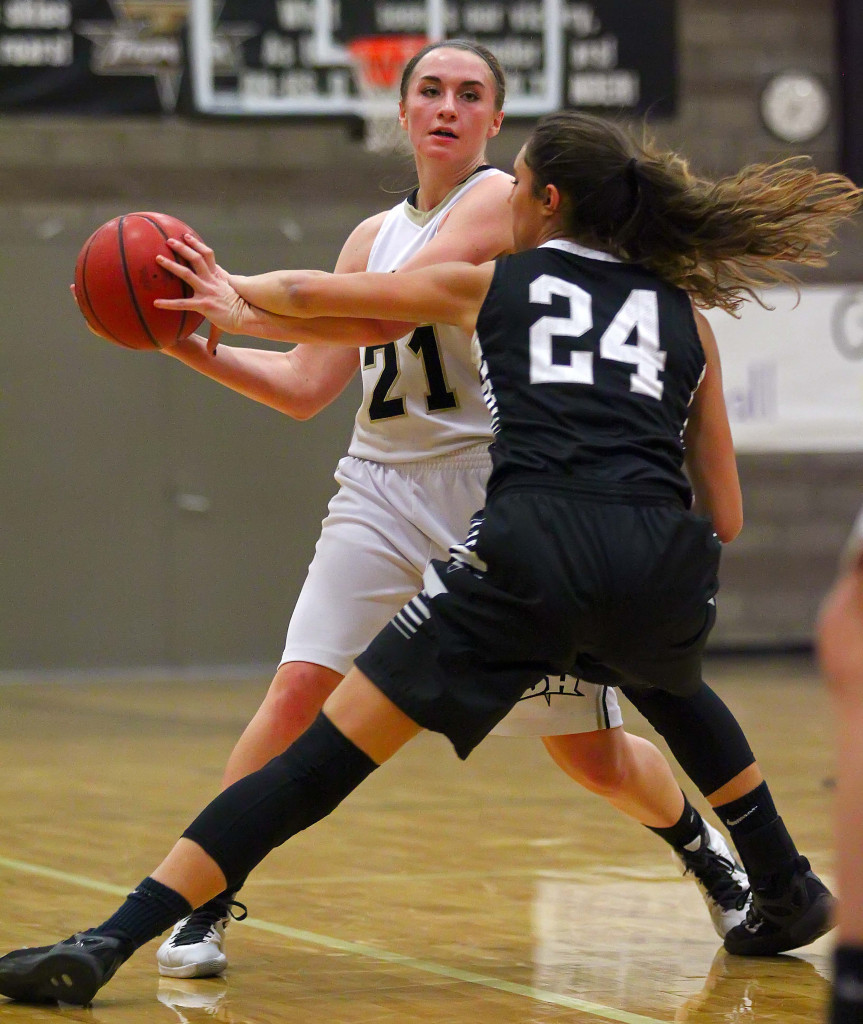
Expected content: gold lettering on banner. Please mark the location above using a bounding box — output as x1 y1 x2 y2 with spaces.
74 1 254 111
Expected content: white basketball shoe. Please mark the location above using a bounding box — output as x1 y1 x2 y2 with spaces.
674 822 751 937
157 901 246 979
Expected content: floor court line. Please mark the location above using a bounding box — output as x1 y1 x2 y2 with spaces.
249 863 672 887
0 855 669 1024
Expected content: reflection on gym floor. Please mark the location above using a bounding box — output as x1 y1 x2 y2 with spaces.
0 655 834 1023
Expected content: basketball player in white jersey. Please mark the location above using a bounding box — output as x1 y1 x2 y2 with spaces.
125 42 748 976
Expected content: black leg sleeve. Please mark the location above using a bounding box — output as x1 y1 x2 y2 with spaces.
621 683 756 797
182 713 378 886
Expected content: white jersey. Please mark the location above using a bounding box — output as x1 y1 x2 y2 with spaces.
348 167 504 463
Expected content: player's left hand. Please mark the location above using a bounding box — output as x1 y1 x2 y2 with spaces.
154 234 246 354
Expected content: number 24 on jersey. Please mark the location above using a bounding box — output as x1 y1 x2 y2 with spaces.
529 275 667 400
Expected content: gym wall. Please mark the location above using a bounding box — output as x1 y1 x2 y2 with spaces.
1 0 860 672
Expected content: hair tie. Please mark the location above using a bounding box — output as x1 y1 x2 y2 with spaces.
626 157 639 186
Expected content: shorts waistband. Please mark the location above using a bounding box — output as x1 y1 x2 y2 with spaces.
354 442 491 473
490 475 685 506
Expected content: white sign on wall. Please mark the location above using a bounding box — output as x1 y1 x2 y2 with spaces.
703 286 863 452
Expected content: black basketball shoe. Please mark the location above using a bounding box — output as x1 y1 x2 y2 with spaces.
724 857 836 955
0 932 129 1005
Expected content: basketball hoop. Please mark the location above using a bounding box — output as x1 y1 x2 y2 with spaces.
347 35 427 154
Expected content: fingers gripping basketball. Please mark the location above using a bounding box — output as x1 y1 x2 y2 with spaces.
74 212 205 350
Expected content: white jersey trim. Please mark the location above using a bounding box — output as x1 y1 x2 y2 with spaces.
542 238 622 263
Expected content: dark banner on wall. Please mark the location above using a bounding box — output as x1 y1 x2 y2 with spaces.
196 0 676 119
0 0 188 112
837 0 863 185
337 0 677 115
0 0 676 117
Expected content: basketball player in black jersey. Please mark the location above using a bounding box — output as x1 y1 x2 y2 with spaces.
1 111 859 1006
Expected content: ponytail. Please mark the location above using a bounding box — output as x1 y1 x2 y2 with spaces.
524 112 862 314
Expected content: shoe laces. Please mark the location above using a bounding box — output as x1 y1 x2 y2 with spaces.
226 899 248 922
680 843 749 909
171 900 247 946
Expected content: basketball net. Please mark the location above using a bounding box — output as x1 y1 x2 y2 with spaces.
347 35 427 154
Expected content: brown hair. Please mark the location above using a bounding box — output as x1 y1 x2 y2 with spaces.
399 39 506 112
523 111 863 314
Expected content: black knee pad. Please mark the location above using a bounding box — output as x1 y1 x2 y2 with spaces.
622 683 755 796
183 713 378 886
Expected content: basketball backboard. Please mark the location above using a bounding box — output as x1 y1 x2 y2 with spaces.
187 0 676 122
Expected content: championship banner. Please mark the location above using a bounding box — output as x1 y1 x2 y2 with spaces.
190 0 676 118
0 0 189 112
335 0 677 115
0 0 677 116
704 286 863 452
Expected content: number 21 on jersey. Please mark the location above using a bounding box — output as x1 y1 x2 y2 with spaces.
363 325 458 422
528 275 667 399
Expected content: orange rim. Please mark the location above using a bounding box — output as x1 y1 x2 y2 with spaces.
347 35 428 89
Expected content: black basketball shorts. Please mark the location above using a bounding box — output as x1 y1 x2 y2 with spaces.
355 488 721 759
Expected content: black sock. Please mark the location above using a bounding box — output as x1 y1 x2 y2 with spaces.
646 793 704 850
831 946 863 1024
94 876 192 950
714 785 800 891
714 781 777 839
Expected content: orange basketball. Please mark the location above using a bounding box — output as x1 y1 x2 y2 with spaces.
74 212 205 350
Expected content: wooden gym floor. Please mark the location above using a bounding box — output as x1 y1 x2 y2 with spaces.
0 654 834 1023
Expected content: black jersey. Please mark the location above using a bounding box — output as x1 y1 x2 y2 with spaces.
475 240 705 506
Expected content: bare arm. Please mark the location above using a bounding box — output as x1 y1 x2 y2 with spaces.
239 212 412 346
163 237 494 339
398 171 515 268
151 213 401 419
164 336 359 420
684 311 743 542
224 172 514 319
199 294 409 349
257 261 496 335
156 212 410 350
152 173 511 410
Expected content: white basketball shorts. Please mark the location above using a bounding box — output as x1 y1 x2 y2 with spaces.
281 447 622 736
